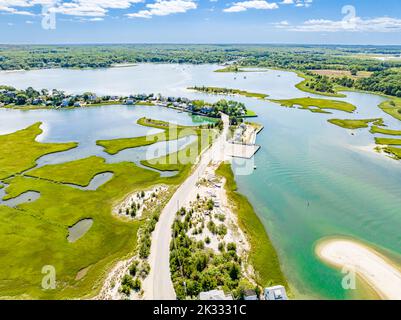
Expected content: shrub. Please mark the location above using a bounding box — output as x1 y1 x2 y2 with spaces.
129 261 139 276
227 242 236 252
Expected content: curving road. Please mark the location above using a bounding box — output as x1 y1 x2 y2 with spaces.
143 114 229 300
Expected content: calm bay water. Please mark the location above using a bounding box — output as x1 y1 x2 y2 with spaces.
1 64 401 299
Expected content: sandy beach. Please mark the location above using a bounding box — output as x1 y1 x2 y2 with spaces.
316 238 401 300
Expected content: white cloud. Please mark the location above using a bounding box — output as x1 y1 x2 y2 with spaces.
223 1 278 13
285 16 401 33
127 0 196 19
280 0 312 7
0 0 143 17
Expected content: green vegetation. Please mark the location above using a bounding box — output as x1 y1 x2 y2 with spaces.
0 156 160 299
0 123 77 180
375 137 401 146
2 44 401 99
295 72 346 98
271 97 356 114
381 146 401 160
26 156 111 186
370 126 401 135
170 208 247 299
328 118 383 129
379 99 401 122
190 99 255 119
0 118 213 299
97 117 207 155
244 109 257 117
141 129 218 185
215 163 288 289
3 44 400 73
214 65 243 73
189 86 268 100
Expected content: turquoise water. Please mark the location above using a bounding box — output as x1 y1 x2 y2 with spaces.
1 64 401 299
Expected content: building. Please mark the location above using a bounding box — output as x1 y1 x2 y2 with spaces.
243 289 258 300
61 98 70 107
199 290 233 300
125 99 134 105
264 285 288 301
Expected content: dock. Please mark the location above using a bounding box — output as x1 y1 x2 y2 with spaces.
225 142 261 159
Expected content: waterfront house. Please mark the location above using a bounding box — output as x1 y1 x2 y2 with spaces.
199 290 233 300
61 98 70 107
264 285 288 300
32 98 42 105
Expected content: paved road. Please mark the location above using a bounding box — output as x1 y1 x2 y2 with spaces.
144 114 229 300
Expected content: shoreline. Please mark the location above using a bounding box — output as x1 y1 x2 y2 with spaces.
316 238 401 300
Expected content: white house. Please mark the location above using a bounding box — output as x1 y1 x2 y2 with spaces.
199 290 233 300
264 285 288 300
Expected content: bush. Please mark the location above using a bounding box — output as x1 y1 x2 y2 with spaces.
133 278 142 291
129 261 139 276
207 221 217 234
217 224 227 236
139 261 150 278
227 242 237 252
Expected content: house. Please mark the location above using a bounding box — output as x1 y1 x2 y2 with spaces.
199 290 233 300
125 99 134 105
200 106 213 114
61 98 70 107
243 289 258 300
32 98 42 105
264 285 288 300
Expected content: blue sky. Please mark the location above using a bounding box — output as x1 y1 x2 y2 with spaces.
1 0 401 44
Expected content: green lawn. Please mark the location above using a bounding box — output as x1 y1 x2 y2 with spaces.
215 163 288 290
271 97 356 114
328 118 383 129
243 109 257 118
97 117 201 155
0 123 77 180
370 126 401 135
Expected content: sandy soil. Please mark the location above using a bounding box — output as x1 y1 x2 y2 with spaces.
316 238 401 300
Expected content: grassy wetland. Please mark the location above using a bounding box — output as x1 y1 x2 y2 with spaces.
0 116 217 299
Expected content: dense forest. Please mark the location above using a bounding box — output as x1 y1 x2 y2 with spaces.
1 44 401 71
